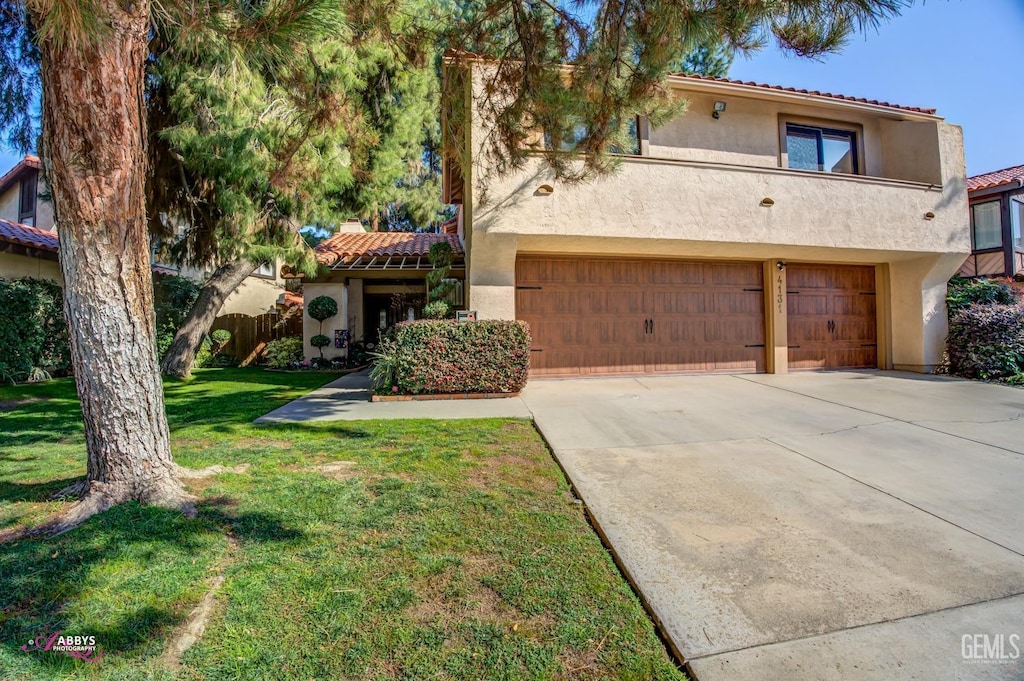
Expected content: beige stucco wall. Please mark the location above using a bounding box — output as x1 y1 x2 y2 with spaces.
0 251 62 283
220 275 284 317
0 178 55 230
0 186 20 223
457 64 969 373
302 281 347 360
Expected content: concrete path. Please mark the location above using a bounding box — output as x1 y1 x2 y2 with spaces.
254 370 532 422
520 372 1024 681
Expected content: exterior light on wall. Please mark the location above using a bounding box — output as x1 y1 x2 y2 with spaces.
536 184 554 196
923 211 936 220
712 101 727 119
776 261 787 271
760 197 775 207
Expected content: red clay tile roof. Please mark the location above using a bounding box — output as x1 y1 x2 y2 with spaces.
0 155 42 194
668 73 938 116
0 218 57 252
282 291 303 308
0 218 180 277
967 164 1024 193
315 231 463 267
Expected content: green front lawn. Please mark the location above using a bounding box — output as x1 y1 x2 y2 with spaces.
0 369 684 680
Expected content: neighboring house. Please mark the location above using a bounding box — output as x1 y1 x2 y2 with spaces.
303 219 464 358
0 155 53 231
436 60 967 376
0 218 176 282
0 218 63 281
0 154 287 319
957 164 1024 279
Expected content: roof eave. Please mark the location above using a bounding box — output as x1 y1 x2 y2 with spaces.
663 75 942 122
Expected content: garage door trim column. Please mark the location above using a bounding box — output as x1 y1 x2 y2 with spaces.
765 259 788 374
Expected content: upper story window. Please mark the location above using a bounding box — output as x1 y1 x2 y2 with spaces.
785 124 858 175
971 200 1002 251
19 171 37 224
254 261 275 278
1011 199 1023 251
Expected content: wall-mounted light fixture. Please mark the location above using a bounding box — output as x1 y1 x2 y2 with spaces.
712 101 727 119
776 261 787 271
760 197 775 207
535 184 554 196
923 211 935 220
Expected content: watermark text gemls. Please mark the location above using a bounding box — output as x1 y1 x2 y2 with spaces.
962 634 1021 664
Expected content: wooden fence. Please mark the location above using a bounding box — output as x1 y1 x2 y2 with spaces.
211 312 303 366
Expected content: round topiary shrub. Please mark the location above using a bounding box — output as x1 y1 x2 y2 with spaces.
308 295 338 324
310 333 331 358
422 300 451 320
947 304 1024 379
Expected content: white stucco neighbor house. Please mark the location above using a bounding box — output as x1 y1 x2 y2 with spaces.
432 59 968 377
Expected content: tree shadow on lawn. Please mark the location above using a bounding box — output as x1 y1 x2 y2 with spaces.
0 498 303 676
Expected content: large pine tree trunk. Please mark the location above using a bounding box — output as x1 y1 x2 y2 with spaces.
33 0 191 529
160 260 257 379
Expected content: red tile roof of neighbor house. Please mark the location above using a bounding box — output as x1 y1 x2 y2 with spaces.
0 155 42 193
315 231 463 266
282 291 303 308
0 217 179 276
967 164 1024 193
668 73 938 115
0 218 57 252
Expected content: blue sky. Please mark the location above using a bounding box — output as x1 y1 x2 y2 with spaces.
729 0 1024 175
2 1 1021 176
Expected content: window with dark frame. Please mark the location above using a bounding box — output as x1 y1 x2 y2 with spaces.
785 123 858 175
1011 199 1024 251
971 201 1002 251
18 171 37 223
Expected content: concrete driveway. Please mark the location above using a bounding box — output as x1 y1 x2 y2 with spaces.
520 371 1024 681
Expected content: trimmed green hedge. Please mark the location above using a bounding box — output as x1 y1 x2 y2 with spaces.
0 277 70 383
947 304 1024 379
371 320 531 395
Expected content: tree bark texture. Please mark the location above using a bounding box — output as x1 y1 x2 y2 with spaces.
160 260 258 379
35 0 190 516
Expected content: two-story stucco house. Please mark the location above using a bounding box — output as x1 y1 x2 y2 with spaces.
440 59 968 377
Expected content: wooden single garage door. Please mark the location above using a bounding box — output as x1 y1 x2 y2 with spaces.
516 256 766 377
787 264 877 370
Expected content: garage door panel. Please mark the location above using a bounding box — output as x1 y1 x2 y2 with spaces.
705 318 763 344
529 350 582 376
584 260 646 285
831 266 876 290
651 290 705 314
833 321 876 343
829 347 877 370
709 290 764 314
649 261 705 285
585 350 648 375
648 347 708 373
832 293 875 317
710 347 765 373
790 293 829 316
786 265 831 289
711 262 763 287
516 258 580 284
659 318 705 343
789 347 827 370
581 289 645 314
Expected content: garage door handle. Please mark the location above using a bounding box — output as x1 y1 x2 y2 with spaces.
650 319 654 334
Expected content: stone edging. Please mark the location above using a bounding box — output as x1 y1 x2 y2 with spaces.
371 391 520 402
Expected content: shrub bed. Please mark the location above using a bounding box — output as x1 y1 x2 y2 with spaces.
371 320 530 395
947 304 1024 379
946 276 1019 319
0 277 70 383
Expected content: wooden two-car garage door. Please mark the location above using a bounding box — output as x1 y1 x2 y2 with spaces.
516 256 766 377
